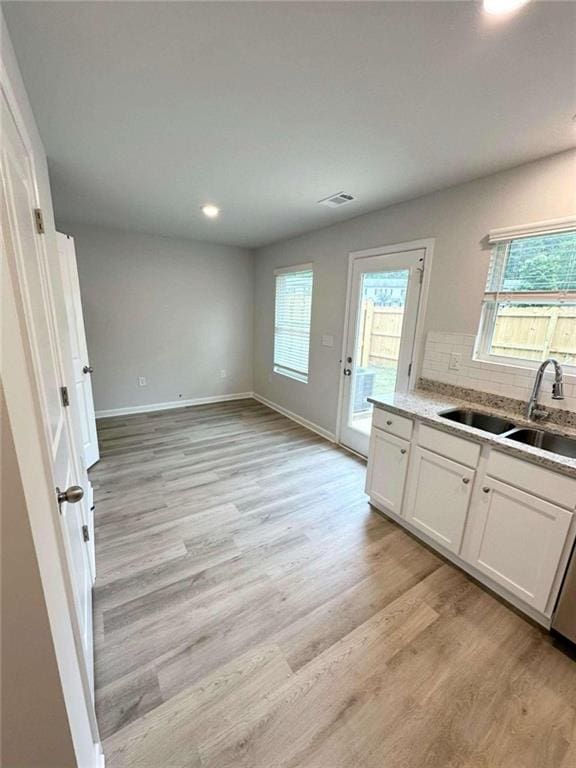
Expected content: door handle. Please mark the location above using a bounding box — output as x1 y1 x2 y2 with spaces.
343 368 352 376
82 365 94 374
57 485 84 505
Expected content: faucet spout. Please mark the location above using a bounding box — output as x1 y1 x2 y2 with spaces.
526 358 565 421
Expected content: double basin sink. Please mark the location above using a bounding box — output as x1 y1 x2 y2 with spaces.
440 409 576 459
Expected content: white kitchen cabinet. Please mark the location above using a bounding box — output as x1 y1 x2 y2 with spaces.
466 478 573 613
366 429 410 516
404 447 475 554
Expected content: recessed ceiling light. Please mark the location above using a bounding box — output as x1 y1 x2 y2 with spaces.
483 0 530 16
202 204 220 218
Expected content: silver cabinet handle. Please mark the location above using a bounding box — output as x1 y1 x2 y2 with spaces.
462 477 470 484
482 486 491 493
57 485 84 505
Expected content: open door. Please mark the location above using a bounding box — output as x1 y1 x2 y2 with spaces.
339 246 425 456
57 232 100 469
1 84 99 760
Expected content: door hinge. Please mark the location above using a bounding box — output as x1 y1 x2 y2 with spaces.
33 208 45 234
82 524 90 543
60 386 70 407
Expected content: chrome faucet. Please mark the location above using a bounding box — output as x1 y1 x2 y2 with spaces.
526 358 565 421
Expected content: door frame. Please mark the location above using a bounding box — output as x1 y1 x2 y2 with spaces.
336 238 434 450
1 57 103 766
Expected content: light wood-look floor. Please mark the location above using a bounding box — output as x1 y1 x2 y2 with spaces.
91 399 576 768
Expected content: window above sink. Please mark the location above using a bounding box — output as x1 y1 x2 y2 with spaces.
475 222 576 373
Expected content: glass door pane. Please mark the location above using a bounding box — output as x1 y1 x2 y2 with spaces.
348 269 410 436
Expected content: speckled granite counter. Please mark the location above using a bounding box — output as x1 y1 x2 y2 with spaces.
368 389 576 478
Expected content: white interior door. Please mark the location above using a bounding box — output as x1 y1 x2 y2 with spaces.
57 232 100 469
1 92 95 702
340 247 424 456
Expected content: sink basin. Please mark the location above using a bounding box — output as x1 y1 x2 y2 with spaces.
505 429 576 459
439 409 516 435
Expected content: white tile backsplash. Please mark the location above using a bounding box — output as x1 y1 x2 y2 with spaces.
421 332 576 413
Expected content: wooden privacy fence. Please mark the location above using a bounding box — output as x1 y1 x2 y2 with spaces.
491 305 576 365
359 301 576 368
359 302 403 368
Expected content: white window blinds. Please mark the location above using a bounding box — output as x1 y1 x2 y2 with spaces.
484 231 576 304
274 265 313 383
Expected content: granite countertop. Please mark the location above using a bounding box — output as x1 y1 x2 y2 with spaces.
368 389 576 478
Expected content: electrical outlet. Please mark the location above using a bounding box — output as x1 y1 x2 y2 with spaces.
220 369 227 379
448 353 461 371
138 376 147 386
321 334 334 348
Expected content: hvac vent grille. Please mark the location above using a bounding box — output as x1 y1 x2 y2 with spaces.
318 192 356 208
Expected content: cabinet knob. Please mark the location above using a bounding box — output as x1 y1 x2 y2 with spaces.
482 486 491 493
386 420 393 426
400 448 407 455
462 477 470 484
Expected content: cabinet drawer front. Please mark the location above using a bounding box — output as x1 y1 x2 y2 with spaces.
469 479 573 613
405 447 474 554
372 408 413 441
418 424 480 468
487 451 575 510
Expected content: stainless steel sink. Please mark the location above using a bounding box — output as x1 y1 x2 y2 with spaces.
505 429 576 459
439 409 516 435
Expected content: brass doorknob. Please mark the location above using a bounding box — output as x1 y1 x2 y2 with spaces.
57 485 84 505
82 365 94 374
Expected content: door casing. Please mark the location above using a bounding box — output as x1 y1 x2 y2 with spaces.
336 238 434 453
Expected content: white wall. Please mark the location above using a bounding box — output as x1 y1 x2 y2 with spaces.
60 222 254 414
253 150 576 436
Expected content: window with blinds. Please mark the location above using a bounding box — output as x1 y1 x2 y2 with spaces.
476 229 576 367
274 265 313 383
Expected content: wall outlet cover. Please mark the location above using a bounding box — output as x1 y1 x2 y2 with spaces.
220 369 227 379
138 376 147 386
449 353 461 371
321 334 334 348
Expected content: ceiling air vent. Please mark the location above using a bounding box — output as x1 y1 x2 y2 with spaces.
318 192 356 208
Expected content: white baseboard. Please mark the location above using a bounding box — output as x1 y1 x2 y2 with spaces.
252 392 336 443
95 392 254 419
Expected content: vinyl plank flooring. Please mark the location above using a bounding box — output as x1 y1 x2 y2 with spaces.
92 399 576 767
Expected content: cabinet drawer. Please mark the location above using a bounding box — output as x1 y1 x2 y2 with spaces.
487 451 575 510
418 424 480 468
372 408 413 441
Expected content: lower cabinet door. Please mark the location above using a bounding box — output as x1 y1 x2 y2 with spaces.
466 478 572 612
405 447 474 554
366 429 410 515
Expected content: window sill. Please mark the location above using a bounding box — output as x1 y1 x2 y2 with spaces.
273 367 308 384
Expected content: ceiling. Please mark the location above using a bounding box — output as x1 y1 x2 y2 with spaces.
4 1 576 248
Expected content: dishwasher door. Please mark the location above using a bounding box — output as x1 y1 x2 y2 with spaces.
552 543 576 643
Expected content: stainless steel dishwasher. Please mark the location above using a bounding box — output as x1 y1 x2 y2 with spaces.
552 543 576 644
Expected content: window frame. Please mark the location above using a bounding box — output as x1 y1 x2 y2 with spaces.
273 262 314 384
474 221 576 373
